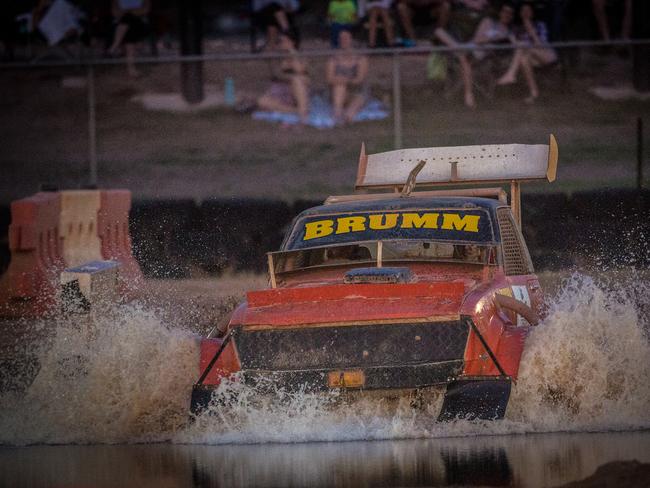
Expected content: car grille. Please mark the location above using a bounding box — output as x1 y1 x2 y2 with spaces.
233 320 469 371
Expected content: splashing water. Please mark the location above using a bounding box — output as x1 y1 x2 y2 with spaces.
0 305 199 445
1 273 648 446
508 272 650 432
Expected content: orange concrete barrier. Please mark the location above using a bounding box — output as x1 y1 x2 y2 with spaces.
97 190 143 294
59 190 103 267
0 192 64 317
0 188 144 318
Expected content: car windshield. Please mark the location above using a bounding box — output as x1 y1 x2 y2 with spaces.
271 240 497 274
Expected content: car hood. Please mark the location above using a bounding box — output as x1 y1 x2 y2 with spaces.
237 282 466 327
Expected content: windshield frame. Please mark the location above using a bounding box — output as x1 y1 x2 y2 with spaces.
268 239 499 281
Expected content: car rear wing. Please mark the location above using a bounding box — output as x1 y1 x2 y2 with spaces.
352 134 558 227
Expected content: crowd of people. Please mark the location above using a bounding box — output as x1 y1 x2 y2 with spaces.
253 0 567 114
0 0 636 117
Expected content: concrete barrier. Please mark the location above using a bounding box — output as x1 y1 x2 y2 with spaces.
60 260 120 313
0 189 143 318
0 192 64 317
98 190 143 294
59 190 102 267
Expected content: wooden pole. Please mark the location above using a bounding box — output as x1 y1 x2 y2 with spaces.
392 53 403 149
87 64 97 187
179 0 204 104
637 117 644 189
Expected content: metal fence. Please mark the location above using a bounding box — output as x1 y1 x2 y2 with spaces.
1 38 648 197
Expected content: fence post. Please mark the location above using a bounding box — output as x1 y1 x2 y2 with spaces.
392 53 403 149
87 64 98 187
638 117 644 189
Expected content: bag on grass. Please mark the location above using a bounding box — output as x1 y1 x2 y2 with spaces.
426 52 447 82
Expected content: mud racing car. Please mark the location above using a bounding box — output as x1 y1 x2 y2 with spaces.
190 135 559 420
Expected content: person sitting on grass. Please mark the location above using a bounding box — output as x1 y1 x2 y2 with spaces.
497 1 556 103
257 33 310 124
108 0 150 78
326 29 369 124
327 0 358 48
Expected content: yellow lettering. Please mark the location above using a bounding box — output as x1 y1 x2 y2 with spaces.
441 213 480 232
336 216 367 234
401 213 439 229
368 214 398 230
304 220 334 240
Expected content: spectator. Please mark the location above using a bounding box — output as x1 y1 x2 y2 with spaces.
257 33 310 123
360 0 396 48
497 1 556 103
435 1 515 108
592 0 631 42
395 0 451 47
327 0 357 48
108 0 150 78
252 0 300 51
326 29 369 124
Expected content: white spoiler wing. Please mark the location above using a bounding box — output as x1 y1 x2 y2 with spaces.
355 135 558 190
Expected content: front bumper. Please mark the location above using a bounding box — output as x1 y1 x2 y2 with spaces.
190 376 511 421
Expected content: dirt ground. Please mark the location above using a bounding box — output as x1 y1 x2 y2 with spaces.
1 42 649 204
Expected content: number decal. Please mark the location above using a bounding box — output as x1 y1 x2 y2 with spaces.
511 285 531 326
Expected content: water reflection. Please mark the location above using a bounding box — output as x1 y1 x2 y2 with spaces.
1 431 649 488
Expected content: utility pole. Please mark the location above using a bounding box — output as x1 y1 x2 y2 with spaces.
632 0 650 92
179 0 204 103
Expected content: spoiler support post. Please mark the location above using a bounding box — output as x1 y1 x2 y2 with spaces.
510 180 521 228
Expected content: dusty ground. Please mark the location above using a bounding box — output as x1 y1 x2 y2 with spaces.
1 43 649 204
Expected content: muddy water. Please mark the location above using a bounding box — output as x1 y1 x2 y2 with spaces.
0 431 648 487
0 272 649 486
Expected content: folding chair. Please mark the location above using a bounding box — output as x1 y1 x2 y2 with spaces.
32 0 84 63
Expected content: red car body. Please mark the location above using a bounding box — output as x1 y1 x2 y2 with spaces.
190 195 544 420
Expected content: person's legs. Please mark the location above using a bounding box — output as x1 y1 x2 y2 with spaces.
291 75 310 121
368 8 379 47
621 0 632 39
459 54 475 108
266 25 279 50
592 0 610 41
109 22 129 53
434 28 473 107
397 1 416 40
345 93 366 121
331 23 343 48
332 83 347 120
519 50 539 103
528 47 558 67
125 43 140 77
497 48 524 84
273 9 290 32
433 1 451 30
433 26 459 47
379 8 395 45
257 93 297 113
